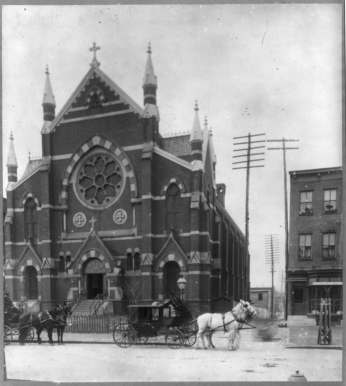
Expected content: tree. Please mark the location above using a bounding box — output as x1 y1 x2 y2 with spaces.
122 275 145 305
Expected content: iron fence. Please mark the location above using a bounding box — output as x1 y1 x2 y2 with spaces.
65 315 127 333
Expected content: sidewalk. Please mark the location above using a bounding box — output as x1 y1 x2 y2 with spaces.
286 325 343 349
256 319 343 349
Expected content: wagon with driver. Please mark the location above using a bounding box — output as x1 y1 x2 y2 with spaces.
112 300 197 349
4 307 35 345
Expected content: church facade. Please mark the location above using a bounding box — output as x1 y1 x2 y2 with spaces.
4 44 249 314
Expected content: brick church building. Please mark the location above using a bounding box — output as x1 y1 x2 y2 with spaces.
4 43 248 314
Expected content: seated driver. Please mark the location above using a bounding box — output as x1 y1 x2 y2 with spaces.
4 291 13 310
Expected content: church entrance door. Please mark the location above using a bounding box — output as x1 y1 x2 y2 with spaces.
87 274 103 299
163 261 181 298
83 258 107 300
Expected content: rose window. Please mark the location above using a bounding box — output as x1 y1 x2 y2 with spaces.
77 155 124 207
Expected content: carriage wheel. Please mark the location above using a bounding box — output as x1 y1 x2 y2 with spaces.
165 328 184 349
137 335 148 344
113 323 137 348
4 326 13 345
181 327 197 347
25 327 35 341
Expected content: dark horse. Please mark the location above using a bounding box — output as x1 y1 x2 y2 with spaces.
18 306 65 345
54 302 73 345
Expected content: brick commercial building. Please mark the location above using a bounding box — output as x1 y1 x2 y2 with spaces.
287 167 343 322
4 44 248 315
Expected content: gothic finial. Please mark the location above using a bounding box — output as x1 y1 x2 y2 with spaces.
168 225 174 236
204 116 208 125
89 42 101 68
28 151 31 160
195 100 199 111
89 216 98 230
147 42 151 54
9 131 13 140
45 65 49 75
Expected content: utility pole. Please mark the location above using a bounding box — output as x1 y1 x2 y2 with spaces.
267 138 299 321
265 234 279 319
233 133 265 300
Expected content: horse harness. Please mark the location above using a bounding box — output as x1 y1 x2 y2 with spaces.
207 311 256 334
22 310 57 329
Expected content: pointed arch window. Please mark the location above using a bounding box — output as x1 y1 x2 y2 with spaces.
24 198 38 241
25 266 38 300
166 183 181 231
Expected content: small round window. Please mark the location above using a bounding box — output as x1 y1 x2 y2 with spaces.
76 154 125 209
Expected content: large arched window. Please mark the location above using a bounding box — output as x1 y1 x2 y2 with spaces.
24 198 38 241
166 184 181 231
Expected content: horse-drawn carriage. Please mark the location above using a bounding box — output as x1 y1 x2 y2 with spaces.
4 301 72 346
113 299 197 349
4 305 35 345
113 299 257 351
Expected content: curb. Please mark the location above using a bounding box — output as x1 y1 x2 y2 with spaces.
7 340 169 346
285 345 342 350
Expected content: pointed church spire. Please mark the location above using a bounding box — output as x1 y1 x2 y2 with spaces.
209 127 217 165
42 65 56 121
142 42 157 105
7 132 18 183
190 101 203 162
189 101 203 143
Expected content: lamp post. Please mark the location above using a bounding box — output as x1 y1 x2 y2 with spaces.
177 273 187 301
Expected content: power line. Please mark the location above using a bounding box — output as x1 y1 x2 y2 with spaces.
267 138 299 321
233 133 265 300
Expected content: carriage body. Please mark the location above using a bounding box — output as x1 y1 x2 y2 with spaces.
4 307 35 345
113 303 197 348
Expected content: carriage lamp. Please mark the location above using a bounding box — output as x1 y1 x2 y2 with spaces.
177 273 187 301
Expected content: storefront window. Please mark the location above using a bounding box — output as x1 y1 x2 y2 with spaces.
308 285 343 314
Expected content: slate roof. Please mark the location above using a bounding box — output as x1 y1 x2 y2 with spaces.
22 159 43 178
160 135 191 156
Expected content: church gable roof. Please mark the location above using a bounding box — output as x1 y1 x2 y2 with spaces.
16 242 42 269
11 159 43 191
155 232 188 263
43 67 144 133
69 228 114 269
160 135 191 157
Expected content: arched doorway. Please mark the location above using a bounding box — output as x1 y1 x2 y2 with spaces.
84 259 107 299
163 261 181 298
25 266 38 300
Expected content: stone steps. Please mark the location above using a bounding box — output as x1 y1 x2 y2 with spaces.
73 300 97 315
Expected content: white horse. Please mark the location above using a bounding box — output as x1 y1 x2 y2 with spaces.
196 299 257 351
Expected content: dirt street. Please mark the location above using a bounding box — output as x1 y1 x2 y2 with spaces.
4 327 342 382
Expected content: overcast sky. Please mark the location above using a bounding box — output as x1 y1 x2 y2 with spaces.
2 4 342 290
